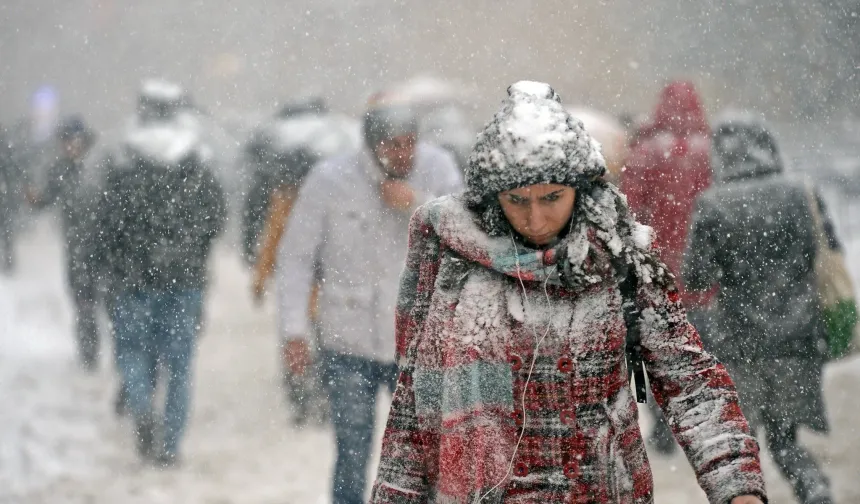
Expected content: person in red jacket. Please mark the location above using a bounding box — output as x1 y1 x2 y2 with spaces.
622 81 713 455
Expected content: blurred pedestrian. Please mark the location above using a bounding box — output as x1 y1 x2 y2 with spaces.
27 116 101 369
241 97 329 266
370 81 765 504
249 98 361 426
0 125 21 272
622 81 714 454
96 98 226 467
276 100 462 504
684 114 837 504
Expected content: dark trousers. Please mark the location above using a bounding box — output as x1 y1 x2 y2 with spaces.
66 248 99 367
762 412 832 503
321 350 398 504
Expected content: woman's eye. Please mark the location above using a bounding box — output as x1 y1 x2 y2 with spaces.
508 196 527 205
542 193 561 202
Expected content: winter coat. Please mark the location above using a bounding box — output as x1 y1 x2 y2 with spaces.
96 156 226 293
275 143 463 362
682 116 835 432
683 120 834 362
622 82 712 307
31 157 102 292
370 187 766 504
0 132 21 223
33 158 93 243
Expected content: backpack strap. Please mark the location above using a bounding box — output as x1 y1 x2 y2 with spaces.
619 269 648 403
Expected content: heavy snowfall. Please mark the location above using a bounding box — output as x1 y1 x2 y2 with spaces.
2 2 860 504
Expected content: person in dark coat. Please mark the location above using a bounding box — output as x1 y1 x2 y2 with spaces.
28 116 101 369
0 125 21 271
240 97 330 265
683 113 835 504
96 124 226 466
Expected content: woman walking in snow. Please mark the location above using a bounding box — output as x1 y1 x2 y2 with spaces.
370 82 767 504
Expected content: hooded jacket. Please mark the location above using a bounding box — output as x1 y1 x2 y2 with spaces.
371 83 765 504
96 154 226 292
683 116 834 361
623 82 712 307
275 142 463 362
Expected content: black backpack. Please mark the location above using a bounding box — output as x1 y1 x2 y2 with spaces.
619 271 648 404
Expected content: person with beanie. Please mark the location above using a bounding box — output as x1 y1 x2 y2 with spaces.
275 99 462 504
684 113 838 504
370 82 766 504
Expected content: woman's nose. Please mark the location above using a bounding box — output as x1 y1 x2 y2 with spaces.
527 206 546 231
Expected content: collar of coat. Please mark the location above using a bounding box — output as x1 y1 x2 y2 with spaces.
422 182 672 291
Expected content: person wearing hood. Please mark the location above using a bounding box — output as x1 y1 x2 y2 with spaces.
683 115 837 504
95 108 226 467
27 116 101 369
621 81 714 454
275 99 462 504
370 82 766 504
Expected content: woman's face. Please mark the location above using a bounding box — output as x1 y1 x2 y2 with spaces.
498 183 577 246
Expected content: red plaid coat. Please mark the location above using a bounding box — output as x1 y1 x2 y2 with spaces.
370 192 766 504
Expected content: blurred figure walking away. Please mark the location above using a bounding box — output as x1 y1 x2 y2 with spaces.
96 82 226 467
622 81 714 455
684 114 837 504
0 124 22 272
276 100 461 504
27 116 102 370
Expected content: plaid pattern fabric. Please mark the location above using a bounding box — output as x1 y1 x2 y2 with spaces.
371 196 767 504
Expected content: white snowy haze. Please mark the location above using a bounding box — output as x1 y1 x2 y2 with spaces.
0 0 858 128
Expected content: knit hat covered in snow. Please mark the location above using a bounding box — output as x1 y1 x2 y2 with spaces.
465 81 606 235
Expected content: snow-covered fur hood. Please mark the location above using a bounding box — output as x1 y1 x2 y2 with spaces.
428 182 671 291
712 112 783 182
123 113 205 167
465 81 606 236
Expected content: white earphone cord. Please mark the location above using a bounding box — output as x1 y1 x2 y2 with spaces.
477 233 555 503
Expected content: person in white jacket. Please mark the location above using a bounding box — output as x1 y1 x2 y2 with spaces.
276 103 463 504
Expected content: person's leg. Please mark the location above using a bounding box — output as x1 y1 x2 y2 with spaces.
0 212 13 272
762 413 832 504
155 289 202 464
110 291 158 457
67 253 99 370
322 351 378 504
74 291 99 370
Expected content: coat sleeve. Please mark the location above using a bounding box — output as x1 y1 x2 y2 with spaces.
275 170 328 342
371 207 439 503
639 283 767 503
253 186 299 290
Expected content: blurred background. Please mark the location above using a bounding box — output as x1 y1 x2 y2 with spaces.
1 1 859 503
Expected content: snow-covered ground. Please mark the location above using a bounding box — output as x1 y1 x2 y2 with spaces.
2 218 859 504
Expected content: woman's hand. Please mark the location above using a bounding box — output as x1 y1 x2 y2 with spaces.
731 496 764 504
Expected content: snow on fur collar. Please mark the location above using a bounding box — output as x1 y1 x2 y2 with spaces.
424 181 672 290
